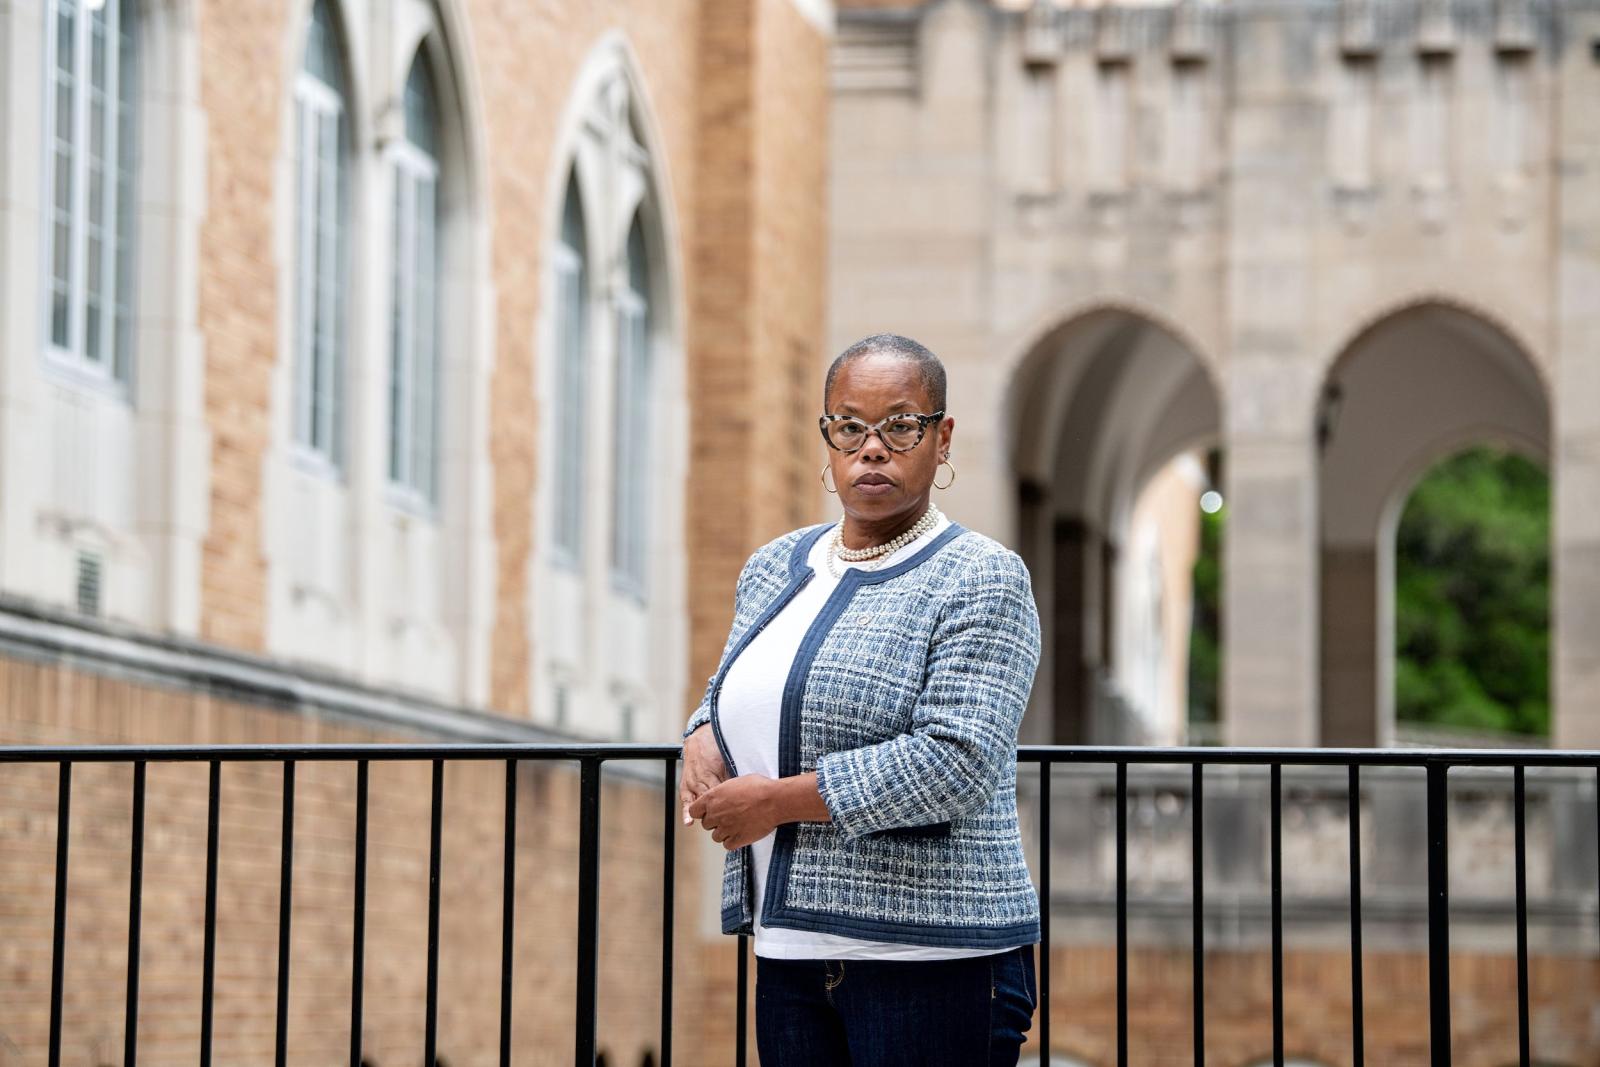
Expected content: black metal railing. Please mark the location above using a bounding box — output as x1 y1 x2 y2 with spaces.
3 742 1597 1067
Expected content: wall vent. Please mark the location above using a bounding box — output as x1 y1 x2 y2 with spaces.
75 551 103 617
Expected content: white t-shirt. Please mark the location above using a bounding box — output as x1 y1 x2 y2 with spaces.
716 512 1022 960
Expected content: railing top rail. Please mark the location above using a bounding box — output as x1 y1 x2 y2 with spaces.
0 741 1596 766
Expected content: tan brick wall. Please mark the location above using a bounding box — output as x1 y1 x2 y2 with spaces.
0 656 735 1065
686 0 832 718
754 0 832 537
196 0 288 653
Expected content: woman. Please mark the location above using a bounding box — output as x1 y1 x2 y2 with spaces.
681 333 1042 1065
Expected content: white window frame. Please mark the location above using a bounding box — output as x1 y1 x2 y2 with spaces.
291 62 347 474
387 132 441 512
40 0 137 393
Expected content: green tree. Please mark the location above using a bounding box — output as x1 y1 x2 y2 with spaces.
1394 446 1549 736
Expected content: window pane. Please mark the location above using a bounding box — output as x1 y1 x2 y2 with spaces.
113 3 137 382
293 0 349 457
89 9 106 91
315 108 341 455
403 53 439 158
293 101 311 445
389 172 409 483
56 3 75 72
613 218 651 592
554 178 587 558
47 2 78 354
413 175 439 500
44 0 137 378
303 0 342 90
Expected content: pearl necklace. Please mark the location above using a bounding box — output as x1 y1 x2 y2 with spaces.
826 504 942 580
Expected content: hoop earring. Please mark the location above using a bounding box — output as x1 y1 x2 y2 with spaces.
933 458 956 490
821 464 838 494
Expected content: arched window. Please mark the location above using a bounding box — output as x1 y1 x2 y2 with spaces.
292 0 349 465
389 52 441 504
611 215 651 594
535 49 685 740
43 0 138 382
552 175 588 564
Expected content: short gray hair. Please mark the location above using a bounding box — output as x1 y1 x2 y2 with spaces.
824 333 948 413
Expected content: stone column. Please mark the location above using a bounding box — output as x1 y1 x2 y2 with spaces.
1052 517 1093 743
1319 541 1383 746
1551 13 1600 748
1220 13 1322 747
1224 423 1321 746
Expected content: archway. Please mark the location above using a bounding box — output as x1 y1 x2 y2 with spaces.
1009 309 1221 745
1316 302 1549 745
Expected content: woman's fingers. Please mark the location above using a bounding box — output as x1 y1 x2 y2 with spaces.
679 728 734 827
680 765 728 824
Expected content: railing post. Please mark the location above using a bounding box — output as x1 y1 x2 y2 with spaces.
1191 762 1203 1067
575 756 602 1066
125 760 147 1067
1115 760 1127 1067
1270 763 1282 1066
501 759 517 1067
661 758 677 1067
1038 758 1051 1062
201 760 221 1067
1513 764 1529 1067
350 760 369 1067
1425 761 1451 1067
48 763 72 1067
276 760 296 1067
1348 763 1365 1067
425 759 445 1067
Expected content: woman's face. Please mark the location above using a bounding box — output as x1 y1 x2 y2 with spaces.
823 353 954 527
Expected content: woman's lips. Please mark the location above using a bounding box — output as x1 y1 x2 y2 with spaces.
854 479 895 496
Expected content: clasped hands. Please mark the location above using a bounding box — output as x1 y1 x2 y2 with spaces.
680 724 780 850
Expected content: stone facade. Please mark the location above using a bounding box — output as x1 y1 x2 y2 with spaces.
828 0 1600 750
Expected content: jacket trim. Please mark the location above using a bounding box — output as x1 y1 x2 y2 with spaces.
759 521 971 940
706 522 832 932
756 908 1041 948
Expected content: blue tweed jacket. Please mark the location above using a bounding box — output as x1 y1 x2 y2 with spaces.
682 520 1043 948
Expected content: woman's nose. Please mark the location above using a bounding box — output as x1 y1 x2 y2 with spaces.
856 429 891 459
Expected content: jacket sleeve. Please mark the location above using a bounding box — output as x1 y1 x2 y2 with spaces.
682 552 760 740
812 549 1042 840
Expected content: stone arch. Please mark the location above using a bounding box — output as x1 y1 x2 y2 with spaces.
1004 296 1222 479
1314 290 1551 399
1007 304 1221 746
1316 300 1550 746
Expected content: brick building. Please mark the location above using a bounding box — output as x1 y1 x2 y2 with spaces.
0 0 829 1062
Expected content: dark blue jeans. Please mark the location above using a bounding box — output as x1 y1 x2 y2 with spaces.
754 944 1037 1066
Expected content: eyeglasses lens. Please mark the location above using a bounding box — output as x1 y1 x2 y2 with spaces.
825 417 924 452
